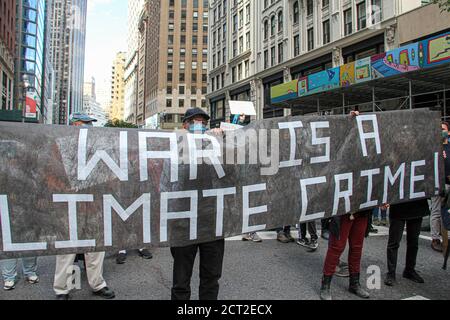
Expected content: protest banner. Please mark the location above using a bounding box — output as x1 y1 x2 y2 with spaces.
0 109 442 258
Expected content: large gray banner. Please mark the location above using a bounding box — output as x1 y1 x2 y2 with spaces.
0 109 443 259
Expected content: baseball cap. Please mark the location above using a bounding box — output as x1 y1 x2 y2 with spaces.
70 113 98 123
182 108 210 123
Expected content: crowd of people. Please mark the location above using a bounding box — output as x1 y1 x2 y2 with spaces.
1 109 448 300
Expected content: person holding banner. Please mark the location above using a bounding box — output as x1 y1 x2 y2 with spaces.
53 113 115 300
170 108 225 300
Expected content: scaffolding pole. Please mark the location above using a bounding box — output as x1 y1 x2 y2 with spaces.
409 80 413 110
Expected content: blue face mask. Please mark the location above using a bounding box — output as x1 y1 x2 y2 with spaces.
189 123 207 133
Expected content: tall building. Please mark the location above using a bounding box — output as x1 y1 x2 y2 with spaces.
140 0 209 130
0 0 15 115
83 77 106 127
124 0 145 124
109 52 126 120
14 0 49 123
48 0 87 125
206 0 443 123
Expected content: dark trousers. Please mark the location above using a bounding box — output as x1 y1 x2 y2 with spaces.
323 214 368 276
321 219 330 231
300 222 318 241
170 240 225 300
275 226 291 233
387 217 423 275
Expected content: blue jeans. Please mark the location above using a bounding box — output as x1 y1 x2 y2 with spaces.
1 258 38 282
372 208 387 220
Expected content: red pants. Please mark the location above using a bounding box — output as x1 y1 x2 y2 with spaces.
323 214 368 276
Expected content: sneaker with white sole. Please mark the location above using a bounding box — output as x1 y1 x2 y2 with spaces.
242 232 262 242
3 280 15 291
26 275 40 284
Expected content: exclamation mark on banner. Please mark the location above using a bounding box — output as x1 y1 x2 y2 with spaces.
435 152 440 195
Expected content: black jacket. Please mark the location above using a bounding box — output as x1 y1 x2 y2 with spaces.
389 199 430 220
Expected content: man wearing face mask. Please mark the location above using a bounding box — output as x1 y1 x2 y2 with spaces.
53 113 115 300
170 108 226 300
429 122 450 252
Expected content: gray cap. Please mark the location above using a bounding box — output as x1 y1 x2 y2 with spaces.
70 113 97 123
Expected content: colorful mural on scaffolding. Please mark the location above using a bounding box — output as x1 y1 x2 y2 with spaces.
270 31 450 104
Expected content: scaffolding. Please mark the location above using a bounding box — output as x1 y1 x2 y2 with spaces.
273 63 450 120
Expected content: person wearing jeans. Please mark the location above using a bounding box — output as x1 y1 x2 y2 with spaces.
385 199 430 286
1 257 39 290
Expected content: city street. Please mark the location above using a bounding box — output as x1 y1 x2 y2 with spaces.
1 226 449 301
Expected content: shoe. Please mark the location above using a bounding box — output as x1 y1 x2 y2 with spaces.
335 262 350 278
320 275 332 300
403 270 424 284
277 232 291 244
93 287 116 299
373 219 381 226
368 226 378 234
286 232 295 243
55 294 70 300
138 249 153 259
242 232 262 242
296 238 310 247
116 252 127 264
321 230 330 240
431 239 443 253
306 239 319 251
349 273 370 299
3 280 15 291
384 273 396 286
26 275 40 284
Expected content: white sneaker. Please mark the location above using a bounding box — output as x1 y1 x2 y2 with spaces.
242 232 262 242
26 275 40 284
3 280 15 291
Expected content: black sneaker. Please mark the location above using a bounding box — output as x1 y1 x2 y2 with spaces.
116 252 127 264
384 273 396 286
403 270 424 284
139 249 153 259
307 239 319 252
296 238 310 247
93 287 116 299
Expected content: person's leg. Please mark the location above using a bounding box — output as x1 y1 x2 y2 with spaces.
430 196 443 251
372 208 380 225
323 216 352 276
347 214 370 298
170 244 198 300
53 254 76 296
300 223 307 240
321 219 330 240
1 259 18 284
21 257 38 282
199 240 225 300
386 218 405 282
404 218 423 274
84 252 107 292
308 221 318 242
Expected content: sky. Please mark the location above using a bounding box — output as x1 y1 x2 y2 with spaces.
84 0 128 96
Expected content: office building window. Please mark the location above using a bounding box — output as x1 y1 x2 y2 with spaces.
357 1 367 30
344 9 352 35
307 28 314 51
323 20 330 44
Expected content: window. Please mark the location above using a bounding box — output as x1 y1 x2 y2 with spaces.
357 1 367 30
244 60 249 78
166 99 172 108
233 40 237 57
271 46 275 66
323 0 329 7
232 67 236 82
246 32 250 50
179 99 185 108
264 50 269 68
307 28 314 51
323 20 330 44
344 9 352 35
233 14 238 32
238 64 242 80
307 0 314 16
294 35 300 56
271 16 276 36
239 10 244 28
371 0 382 24
293 2 299 24
246 4 250 24
278 43 283 63
239 36 243 53
264 20 269 40
278 11 283 32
